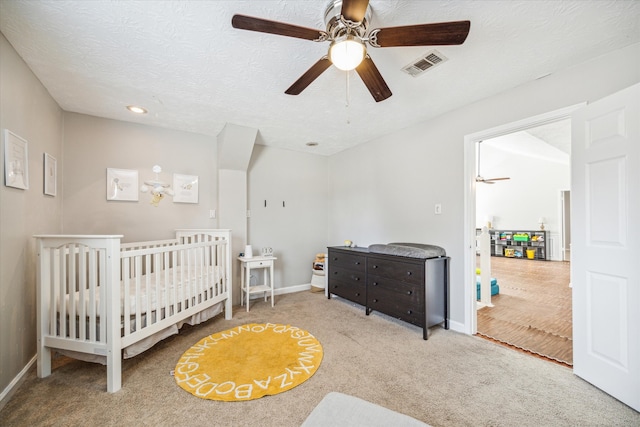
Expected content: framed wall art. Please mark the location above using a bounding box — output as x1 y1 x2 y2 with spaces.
43 153 57 196
3 129 29 190
173 173 199 204
106 168 139 201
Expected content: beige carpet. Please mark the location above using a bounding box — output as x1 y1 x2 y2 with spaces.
1 291 638 426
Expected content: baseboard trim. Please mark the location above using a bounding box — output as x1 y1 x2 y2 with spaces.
0 355 36 411
448 319 467 334
247 283 313 300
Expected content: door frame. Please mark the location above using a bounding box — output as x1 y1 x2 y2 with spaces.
462 103 585 335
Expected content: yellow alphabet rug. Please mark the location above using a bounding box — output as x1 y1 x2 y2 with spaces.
174 323 323 401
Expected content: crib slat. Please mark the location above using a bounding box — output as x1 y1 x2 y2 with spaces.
49 249 57 336
69 244 77 339
78 245 86 341
170 249 177 315
88 247 97 342
122 257 131 337
98 248 107 345
163 250 170 319
146 253 152 325
134 255 142 333
58 246 67 338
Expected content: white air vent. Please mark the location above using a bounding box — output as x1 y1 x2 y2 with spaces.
401 50 448 77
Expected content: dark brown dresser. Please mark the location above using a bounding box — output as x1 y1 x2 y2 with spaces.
327 246 449 340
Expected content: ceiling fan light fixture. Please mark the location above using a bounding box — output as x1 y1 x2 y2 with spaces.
329 35 365 71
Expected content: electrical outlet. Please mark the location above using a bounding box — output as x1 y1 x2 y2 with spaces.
209 209 216 219
435 204 442 215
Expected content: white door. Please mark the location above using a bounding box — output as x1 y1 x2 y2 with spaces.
571 83 639 411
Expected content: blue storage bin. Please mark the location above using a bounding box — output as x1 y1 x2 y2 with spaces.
476 275 499 299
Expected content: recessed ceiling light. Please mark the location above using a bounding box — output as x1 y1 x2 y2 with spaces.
306 142 319 147
126 105 147 114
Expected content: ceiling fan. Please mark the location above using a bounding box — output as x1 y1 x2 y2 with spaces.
231 0 470 102
476 141 510 184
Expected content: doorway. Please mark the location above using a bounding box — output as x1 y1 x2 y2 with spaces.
463 104 585 355
474 122 572 364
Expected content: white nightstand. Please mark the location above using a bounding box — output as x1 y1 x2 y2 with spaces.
238 256 277 311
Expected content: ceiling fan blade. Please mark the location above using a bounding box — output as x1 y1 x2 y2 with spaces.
232 14 325 41
371 21 470 47
341 0 370 24
285 57 332 95
355 56 392 102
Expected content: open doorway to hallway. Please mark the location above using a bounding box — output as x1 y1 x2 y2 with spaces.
472 117 573 365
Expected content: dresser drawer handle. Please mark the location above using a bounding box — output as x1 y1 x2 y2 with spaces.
355 277 360 281
355 261 360 265
407 271 412 276
355 292 360 297
372 282 378 286
333 257 338 261
407 310 412 315
373 298 378 303
407 290 412 295
372 265 378 269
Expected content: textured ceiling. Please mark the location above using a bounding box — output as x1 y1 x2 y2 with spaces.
1 1 638 155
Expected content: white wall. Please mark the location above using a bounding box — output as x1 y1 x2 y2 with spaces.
248 145 328 290
328 42 640 330
0 33 64 401
475 143 570 232
62 112 217 242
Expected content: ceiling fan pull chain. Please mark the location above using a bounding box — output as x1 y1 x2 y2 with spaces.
345 71 351 124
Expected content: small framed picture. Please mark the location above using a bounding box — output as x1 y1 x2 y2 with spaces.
106 168 139 201
43 153 57 196
3 129 29 190
173 173 199 204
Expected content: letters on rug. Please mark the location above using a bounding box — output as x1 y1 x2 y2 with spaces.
174 323 323 401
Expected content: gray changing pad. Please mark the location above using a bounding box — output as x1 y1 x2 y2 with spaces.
368 243 446 259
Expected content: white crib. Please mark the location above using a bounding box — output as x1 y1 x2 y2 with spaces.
35 229 232 392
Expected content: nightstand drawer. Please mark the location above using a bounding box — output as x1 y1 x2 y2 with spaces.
246 259 273 269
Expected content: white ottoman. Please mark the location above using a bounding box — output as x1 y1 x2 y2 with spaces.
301 392 430 427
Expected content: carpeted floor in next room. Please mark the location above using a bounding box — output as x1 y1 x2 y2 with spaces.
2 291 637 427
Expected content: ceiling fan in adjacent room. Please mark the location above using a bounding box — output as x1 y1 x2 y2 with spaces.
231 0 470 102
476 141 511 184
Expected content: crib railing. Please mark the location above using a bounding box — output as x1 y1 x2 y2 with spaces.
35 229 232 392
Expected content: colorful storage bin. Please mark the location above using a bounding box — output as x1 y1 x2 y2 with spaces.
476 275 500 300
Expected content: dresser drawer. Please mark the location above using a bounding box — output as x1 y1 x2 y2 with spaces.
329 280 366 305
328 250 366 273
329 265 366 285
367 257 424 285
368 275 423 307
367 283 424 327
